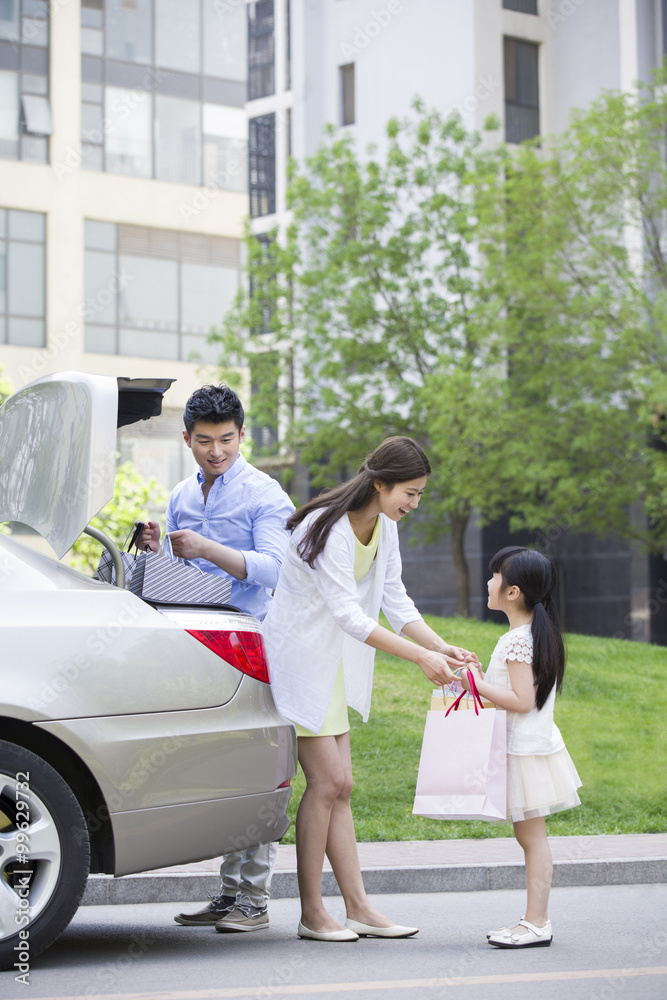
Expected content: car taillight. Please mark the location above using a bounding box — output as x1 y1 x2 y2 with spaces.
187 628 270 684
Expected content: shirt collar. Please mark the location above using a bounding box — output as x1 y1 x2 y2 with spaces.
196 451 247 489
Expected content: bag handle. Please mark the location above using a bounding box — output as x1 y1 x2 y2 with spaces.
119 521 144 553
445 669 484 717
161 532 205 575
128 521 146 552
161 532 180 562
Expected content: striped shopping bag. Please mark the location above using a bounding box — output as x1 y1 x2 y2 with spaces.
130 534 233 606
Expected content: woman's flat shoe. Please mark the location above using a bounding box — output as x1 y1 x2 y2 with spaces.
487 918 552 948
345 918 419 938
297 921 359 942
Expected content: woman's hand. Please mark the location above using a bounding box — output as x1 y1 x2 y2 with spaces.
440 643 476 671
139 520 161 552
415 649 457 686
463 650 483 670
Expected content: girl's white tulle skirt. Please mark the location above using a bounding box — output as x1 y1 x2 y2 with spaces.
506 747 582 823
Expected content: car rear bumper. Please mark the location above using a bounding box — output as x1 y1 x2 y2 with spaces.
111 786 293 876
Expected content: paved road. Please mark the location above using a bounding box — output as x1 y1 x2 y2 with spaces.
2 885 666 1000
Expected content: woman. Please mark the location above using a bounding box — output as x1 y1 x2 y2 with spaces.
264 436 474 942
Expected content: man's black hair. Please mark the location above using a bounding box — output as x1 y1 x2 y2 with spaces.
183 384 244 435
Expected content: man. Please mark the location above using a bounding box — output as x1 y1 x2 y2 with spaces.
141 384 294 933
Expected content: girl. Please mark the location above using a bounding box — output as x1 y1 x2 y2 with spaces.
461 545 582 949
264 436 474 942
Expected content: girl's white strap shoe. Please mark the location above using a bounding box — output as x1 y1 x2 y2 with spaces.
486 914 524 940
487 918 553 948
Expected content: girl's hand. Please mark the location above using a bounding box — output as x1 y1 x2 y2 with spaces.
460 664 483 692
416 650 457 687
440 644 476 671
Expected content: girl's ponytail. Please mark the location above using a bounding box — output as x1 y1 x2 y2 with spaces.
489 546 565 710
531 596 565 710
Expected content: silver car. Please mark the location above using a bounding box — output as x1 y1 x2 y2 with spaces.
0 371 296 970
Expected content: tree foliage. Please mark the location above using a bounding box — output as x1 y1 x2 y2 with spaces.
67 461 168 575
216 79 667 613
548 68 667 535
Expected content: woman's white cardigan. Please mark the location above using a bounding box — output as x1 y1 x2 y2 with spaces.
263 510 422 734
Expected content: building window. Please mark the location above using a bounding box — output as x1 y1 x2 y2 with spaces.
503 0 538 13
0 1 51 164
504 37 539 143
80 0 247 188
203 103 247 191
84 220 241 361
340 63 355 126
249 113 276 217
155 94 201 185
248 0 274 100
104 84 152 176
0 208 46 347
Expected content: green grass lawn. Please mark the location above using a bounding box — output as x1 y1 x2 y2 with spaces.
281 615 667 843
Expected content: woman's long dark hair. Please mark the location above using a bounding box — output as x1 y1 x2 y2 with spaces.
489 546 565 711
288 436 431 567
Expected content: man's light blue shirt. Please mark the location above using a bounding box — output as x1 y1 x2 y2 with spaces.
166 452 294 621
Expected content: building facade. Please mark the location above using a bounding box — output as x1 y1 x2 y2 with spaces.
248 0 661 232
0 0 250 488
1 0 666 639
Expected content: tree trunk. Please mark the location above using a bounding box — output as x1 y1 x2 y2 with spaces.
450 510 471 618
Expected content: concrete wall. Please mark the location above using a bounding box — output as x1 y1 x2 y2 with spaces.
0 2 247 419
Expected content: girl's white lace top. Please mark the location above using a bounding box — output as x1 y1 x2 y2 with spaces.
484 623 565 756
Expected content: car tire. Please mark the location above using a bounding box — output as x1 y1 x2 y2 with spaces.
0 740 90 970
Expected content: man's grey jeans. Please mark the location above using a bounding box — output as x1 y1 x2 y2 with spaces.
219 842 278 907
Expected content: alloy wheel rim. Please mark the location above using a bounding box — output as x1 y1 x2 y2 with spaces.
0 771 62 941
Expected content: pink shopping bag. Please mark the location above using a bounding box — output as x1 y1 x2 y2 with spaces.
412 672 507 822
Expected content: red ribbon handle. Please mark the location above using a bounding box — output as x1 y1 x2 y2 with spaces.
445 669 484 717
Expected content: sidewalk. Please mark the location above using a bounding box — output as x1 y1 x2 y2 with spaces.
82 834 667 906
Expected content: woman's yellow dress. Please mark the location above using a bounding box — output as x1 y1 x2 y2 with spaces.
293 515 381 737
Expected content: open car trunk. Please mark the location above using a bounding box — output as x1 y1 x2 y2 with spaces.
0 372 174 558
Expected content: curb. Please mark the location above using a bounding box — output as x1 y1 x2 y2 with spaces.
81 856 667 906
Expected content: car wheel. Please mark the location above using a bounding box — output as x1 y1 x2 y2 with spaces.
0 740 90 970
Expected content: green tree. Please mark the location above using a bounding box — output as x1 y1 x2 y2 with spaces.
219 106 517 613
67 461 168 576
469 135 645 551
216 100 649 615
543 66 667 541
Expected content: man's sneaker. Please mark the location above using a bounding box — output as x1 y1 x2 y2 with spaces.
174 893 237 926
215 900 269 933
